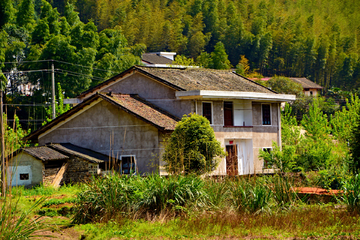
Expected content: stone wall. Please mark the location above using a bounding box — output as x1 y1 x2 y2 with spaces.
64 157 99 184
43 167 60 186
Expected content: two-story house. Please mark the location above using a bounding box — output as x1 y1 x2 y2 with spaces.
24 66 295 178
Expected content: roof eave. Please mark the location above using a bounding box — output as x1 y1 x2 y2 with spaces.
175 90 296 102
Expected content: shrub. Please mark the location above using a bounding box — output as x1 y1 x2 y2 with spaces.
340 174 360 212
162 114 225 175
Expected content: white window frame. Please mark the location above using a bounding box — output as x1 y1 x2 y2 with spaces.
120 155 137 175
202 101 213 125
262 147 273 169
261 103 272 126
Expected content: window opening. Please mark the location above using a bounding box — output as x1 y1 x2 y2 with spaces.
262 148 272 169
121 156 136 174
262 104 271 125
224 101 234 126
20 173 29 180
202 102 212 124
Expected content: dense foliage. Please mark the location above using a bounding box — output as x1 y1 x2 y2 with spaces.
162 114 225 174
63 0 360 90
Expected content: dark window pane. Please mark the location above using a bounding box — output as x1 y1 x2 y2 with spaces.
20 173 29 180
224 101 233 126
262 105 271 125
202 102 212 124
121 156 136 174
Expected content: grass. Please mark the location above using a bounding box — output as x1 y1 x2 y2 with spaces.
6 173 360 239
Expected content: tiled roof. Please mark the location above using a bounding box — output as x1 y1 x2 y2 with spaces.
10 144 108 163
136 66 274 93
100 93 179 131
142 53 173 65
290 78 323 89
25 92 179 141
78 66 275 99
47 143 108 163
18 146 69 161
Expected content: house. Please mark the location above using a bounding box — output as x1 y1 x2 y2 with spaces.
289 78 323 96
142 52 176 67
7 143 111 187
254 77 323 96
24 66 295 177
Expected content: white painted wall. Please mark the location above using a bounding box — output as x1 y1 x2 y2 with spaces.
7 165 32 187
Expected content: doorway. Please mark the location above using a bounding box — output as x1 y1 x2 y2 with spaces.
226 145 238 176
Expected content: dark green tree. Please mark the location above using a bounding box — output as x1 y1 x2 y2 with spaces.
210 41 231 69
0 0 15 29
163 114 225 175
16 0 36 31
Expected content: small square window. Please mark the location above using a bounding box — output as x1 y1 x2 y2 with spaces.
20 173 29 180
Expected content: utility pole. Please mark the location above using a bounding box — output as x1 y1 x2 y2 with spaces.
51 61 56 119
1 86 5 196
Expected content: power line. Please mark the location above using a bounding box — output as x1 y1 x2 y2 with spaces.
1 69 50 74
1 59 117 73
55 69 105 81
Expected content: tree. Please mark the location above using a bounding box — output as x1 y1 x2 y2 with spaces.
349 99 360 173
210 41 231 69
267 76 303 96
163 114 225 175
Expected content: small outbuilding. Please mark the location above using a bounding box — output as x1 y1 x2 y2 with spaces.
7 143 111 187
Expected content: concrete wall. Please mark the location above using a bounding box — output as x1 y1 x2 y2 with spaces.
39 99 161 174
197 100 280 175
8 152 44 186
102 72 192 118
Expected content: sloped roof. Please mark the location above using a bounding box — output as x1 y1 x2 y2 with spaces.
136 66 274 93
47 143 109 163
142 53 173 65
79 66 275 99
100 93 179 131
25 92 179 141
10 144 108 163
289 78 323 89
11 146 69 161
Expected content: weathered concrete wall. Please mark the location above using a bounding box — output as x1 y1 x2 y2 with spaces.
210 102 280 175
8 153 44 186
39 99 161 174
102 72 192 118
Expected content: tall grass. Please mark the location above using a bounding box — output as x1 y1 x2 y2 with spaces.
72 174 207 223
230 177 272 213
269 175 297 208
0 196 48 239
340 174 360 212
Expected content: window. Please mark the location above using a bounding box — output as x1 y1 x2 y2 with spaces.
224 101 233 126
20 173 29 180
262 148 272 169
262 104 271 125
202 102 212 124
121 156 136 174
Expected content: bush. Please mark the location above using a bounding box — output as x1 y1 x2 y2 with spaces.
340 174 360 212
162 114 225 175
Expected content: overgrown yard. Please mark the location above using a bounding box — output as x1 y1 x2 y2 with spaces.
2 173 360 239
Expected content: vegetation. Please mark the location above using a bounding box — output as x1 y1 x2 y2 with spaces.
162 114 225 174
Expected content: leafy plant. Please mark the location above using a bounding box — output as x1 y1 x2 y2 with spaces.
340 174 360 212
231 178 272 213
162 114 225 175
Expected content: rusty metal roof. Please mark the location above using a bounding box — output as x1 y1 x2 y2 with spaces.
99 93 179 131
290 78 323 89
